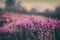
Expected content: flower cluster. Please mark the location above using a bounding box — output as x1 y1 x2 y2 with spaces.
0 15 60 33
0 14 60 40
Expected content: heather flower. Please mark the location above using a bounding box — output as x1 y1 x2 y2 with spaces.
0 14 60 40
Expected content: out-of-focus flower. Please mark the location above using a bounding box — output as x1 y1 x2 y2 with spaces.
0 15 60 33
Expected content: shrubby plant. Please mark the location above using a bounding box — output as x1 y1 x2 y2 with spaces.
0 14 60 40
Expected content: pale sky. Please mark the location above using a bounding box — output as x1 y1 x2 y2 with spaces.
19 0 60 12
0 0 60 12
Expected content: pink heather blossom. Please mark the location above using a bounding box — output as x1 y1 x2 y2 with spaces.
0 15 60 33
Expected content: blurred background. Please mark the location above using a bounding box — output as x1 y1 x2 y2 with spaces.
0 0 60 19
